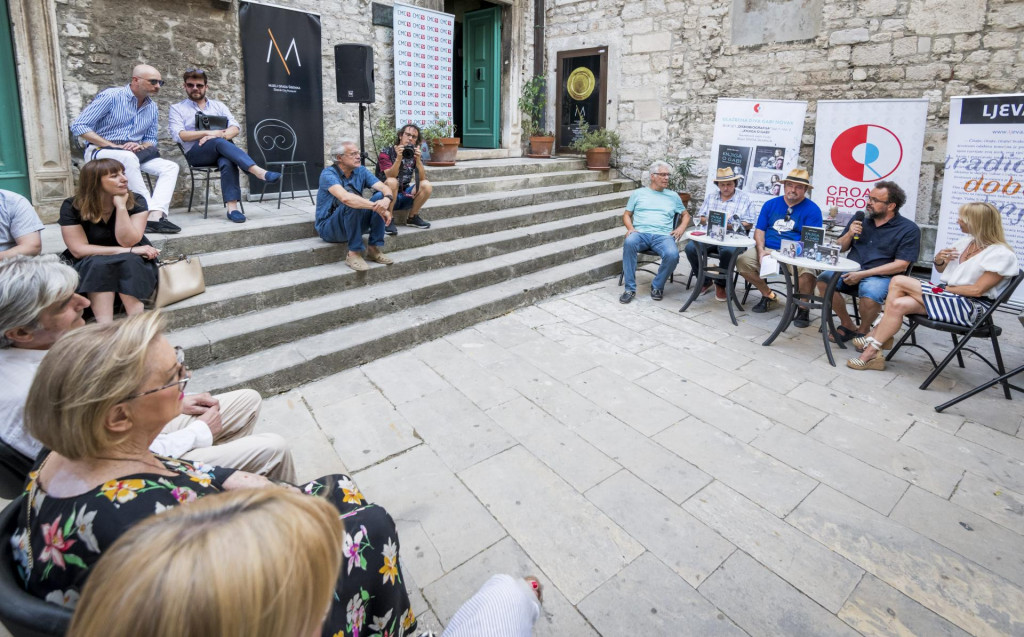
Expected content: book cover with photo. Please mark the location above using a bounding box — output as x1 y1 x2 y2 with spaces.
708 210 727 241
754 146 786 171
716 145 751 191
801 226 825 261
819 244 841 266
778 239 802 258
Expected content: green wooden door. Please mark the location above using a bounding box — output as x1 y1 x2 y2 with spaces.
0 1 29 197
461 6 500 149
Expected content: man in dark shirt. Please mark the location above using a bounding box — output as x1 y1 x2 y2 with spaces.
377 123 433 235
817 180 920 340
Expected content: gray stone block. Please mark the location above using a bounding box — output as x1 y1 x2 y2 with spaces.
839 574 971 637
949 473 1024 536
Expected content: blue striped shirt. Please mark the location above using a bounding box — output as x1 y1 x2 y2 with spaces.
168 98 241 153
70 85 158 144
697 188 755 224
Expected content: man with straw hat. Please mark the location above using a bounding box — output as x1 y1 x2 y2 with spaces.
736 168 823 324
684 167 754 301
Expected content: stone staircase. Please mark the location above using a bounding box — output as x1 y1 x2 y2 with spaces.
151 158 634 395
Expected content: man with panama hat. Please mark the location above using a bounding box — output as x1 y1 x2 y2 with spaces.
684 167 754 301
736 167 823 325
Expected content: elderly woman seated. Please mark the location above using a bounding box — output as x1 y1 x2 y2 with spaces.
11 311 416 636
848 202 1020 371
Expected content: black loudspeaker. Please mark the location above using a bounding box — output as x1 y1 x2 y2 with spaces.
335 44 375 103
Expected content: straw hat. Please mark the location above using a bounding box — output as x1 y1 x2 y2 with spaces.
780 168 812 189
713 167 742 183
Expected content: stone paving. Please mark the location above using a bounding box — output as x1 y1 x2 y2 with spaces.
249 271 1024 636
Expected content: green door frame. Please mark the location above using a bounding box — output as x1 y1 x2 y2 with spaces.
0 0 30 197
461 6 500 149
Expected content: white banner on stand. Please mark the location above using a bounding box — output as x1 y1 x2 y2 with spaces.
393 2 454 129
812 99 928 222
705 98 808 218
937 94 1024 305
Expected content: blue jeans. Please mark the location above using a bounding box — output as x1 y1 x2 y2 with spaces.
683 242 745 287
315 192 386 251
622 232 679 292
817 272 891 305
186 138 257 204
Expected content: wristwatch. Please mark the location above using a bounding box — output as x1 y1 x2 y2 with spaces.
382 194 393 200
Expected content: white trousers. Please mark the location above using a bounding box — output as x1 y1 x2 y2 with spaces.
86 145 179 215
442 574 540 637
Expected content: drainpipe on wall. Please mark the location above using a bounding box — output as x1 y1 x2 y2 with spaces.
534 0 545 130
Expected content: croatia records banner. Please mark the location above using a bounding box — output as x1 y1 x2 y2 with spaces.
705 99 807 218
937 94 1024 305
812 99 927 220
393 2 454 129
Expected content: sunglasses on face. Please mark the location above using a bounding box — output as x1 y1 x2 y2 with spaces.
185 82 206 89
138 78 165 87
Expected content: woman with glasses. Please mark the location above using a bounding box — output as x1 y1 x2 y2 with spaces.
59 158 160 323
12 312 418 637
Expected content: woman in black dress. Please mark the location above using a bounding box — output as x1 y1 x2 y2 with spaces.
60 158 160 322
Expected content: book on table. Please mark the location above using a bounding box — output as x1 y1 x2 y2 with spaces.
707 210 727 241
800 226 825 261
778 239 802 259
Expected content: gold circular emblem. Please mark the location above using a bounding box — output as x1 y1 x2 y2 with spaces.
566 67 596 101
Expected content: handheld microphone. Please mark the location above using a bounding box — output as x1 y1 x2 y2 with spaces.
852 211 865 241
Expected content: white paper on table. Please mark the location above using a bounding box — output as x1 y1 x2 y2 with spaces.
760 254 779 278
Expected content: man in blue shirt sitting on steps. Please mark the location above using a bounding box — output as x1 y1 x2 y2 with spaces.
619 160 691 304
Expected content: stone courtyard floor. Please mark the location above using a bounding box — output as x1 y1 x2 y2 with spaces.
252 272 1024 636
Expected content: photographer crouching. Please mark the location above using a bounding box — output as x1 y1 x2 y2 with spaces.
377 123 433 235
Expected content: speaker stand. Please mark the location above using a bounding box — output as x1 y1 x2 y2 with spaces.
358 103 369 166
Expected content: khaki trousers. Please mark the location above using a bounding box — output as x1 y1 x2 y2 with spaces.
735 247 817 283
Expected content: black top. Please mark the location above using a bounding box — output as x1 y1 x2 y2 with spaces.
58 194 150 247
840 212 921 271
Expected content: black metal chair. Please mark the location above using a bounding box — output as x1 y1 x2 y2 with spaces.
252 119 314 209
618 213 683 287
176 142 245 219
0 440 31 501
887 269 1024 396
0 496 74 637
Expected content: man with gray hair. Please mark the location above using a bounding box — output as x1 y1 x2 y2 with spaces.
0 255 295 482
619 160 690 303
315 140 396 271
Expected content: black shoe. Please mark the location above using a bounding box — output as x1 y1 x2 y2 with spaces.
146 218 181 234
406 215 431 229
158 217 181 232
650 288 664 301
793 308 811 328
751 294 779 313
619 291 636 304
385 222 398 236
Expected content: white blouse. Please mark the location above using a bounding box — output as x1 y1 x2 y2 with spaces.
940 236 1019 298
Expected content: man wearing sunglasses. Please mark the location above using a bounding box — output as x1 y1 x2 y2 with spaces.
169 69 282 223
0 255 295 483
71 64 181 234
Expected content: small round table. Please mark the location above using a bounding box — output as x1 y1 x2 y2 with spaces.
679 231 756 326
763 252 860 366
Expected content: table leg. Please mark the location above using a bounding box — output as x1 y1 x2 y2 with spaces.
763 264 796 347
820 271 843 367
679 242 707 313
722 248 742 326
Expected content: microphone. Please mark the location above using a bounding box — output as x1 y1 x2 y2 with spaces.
852 211 865 241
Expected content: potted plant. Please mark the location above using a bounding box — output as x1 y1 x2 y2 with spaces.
668 156 697 208
371 115 397 159
422 118 459 166
569 117 621 170
518 75 555 158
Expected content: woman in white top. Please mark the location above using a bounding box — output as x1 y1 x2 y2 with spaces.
848 201 1019 370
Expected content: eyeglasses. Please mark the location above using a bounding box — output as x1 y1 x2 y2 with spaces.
652 172 670 177
137 78 165 87
868 196 890 205
125 347 190 400
185 82 206 89
341 151 360 158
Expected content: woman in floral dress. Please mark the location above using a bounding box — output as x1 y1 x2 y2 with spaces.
10 311 417 637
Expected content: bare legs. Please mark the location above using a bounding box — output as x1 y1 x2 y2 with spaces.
88 291 146 324
855 275 926 363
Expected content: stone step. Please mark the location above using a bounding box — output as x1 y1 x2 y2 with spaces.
427 156 586 180
162 207 625 330
187 248 623 396
171 226 624 368
200 190 632 285
430 169 604 198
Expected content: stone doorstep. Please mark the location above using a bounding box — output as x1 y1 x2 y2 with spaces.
188 250 624 396
198 192 633 286
426 156 586 180
161 207 626 330
429 168 604 199
171 227 625 368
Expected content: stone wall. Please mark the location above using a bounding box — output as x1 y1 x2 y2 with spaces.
543 0 1024 237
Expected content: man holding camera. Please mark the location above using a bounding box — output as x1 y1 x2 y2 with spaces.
377 123 433 235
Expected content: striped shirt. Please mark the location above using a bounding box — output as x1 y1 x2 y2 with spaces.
168 97 241 153
697 188 755 224
70 85 158 144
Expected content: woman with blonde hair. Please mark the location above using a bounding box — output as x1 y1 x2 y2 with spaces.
12 311 416 636
848 201 1019 370
68 489 343 637
59 158 161 322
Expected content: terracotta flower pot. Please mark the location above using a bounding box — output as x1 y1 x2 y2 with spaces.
526 135 555 158
678 192 691 206
584 147 611 170
425 137 460 166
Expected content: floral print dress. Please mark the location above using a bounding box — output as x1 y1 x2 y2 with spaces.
10 456 416 637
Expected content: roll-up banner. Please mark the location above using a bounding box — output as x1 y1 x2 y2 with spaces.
239 1 324 196
937 93 1024 305
393 2 455 129
812 99 927 223
705 99 808 217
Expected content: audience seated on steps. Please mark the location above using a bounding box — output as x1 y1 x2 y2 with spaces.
316 140 397 272
0 189 43 259
376 122 434 235
0 255 295 483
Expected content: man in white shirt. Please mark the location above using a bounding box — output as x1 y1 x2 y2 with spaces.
0 255 295 481
0 189 44 259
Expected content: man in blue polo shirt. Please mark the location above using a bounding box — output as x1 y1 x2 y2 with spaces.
316 141 396 272
619 160 690 303
817 181 920 341
736 168 823 324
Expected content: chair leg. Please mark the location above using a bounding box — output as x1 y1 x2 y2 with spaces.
885 322 918 362
741 281 752 305
203 172 211 219
852 296 860 323
187 168 195 212
951 334 965 368
618 270 625 286
920 328 976 391
277 167 284 210
989 330 1012 399
686 269 695 291
301 163 314 204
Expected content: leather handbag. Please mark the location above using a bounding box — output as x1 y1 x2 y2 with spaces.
155 254 205 308
195 113 229 131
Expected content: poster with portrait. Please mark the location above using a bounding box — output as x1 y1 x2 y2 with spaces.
393 2 455 129
706 99 807 218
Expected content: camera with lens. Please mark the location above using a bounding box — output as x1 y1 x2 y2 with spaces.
402 145 415 159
